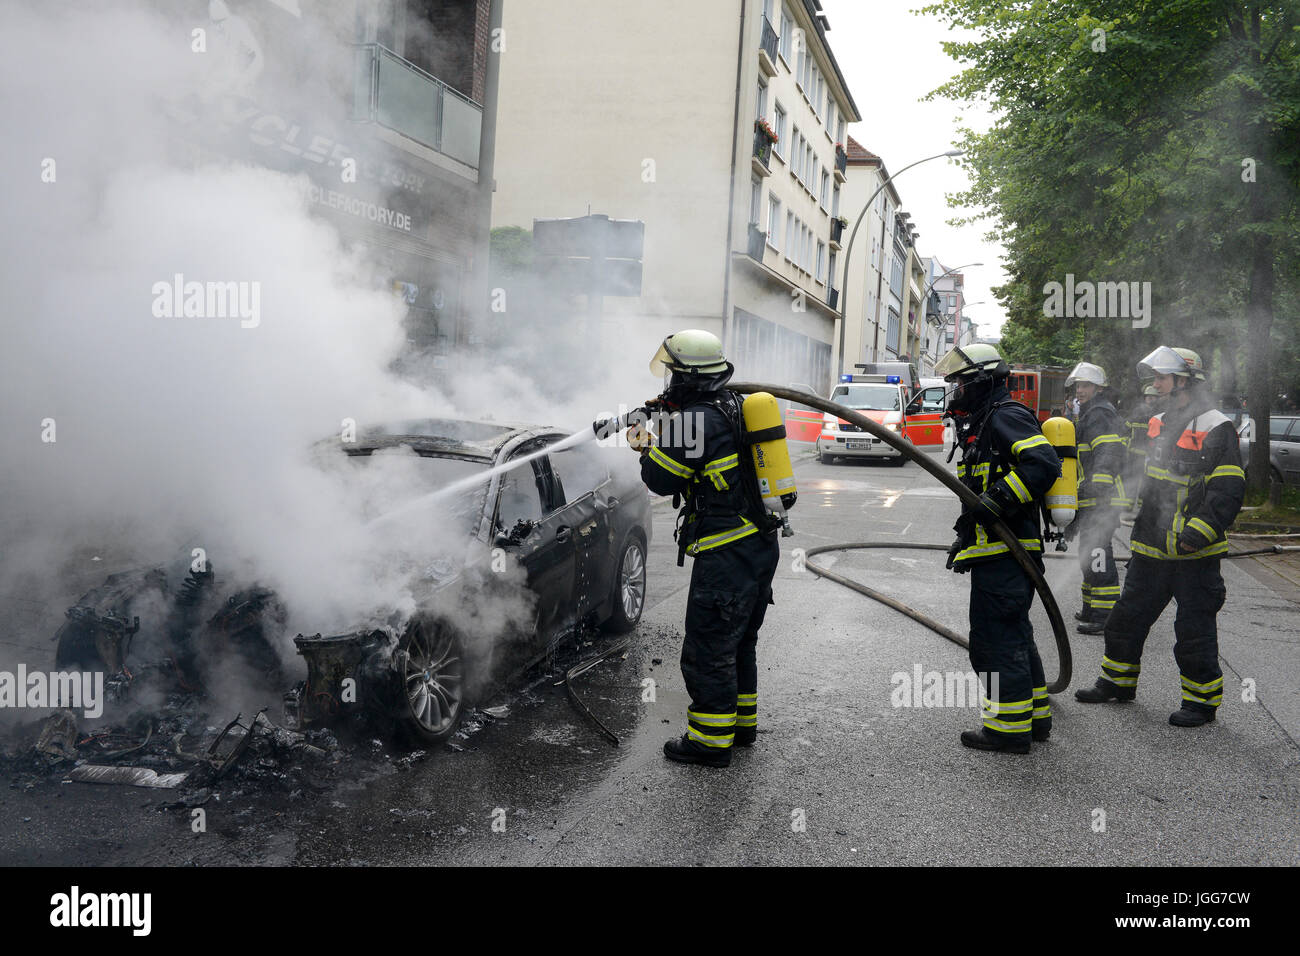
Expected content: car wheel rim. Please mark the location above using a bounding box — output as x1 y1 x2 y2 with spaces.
404 620 464 735
620 543 645 621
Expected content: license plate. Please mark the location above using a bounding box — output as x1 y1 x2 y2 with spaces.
845 440 872 449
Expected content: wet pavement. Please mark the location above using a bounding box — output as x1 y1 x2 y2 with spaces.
1 446 1297 865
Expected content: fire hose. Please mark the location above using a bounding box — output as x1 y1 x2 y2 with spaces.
730 382 1078 691
729 383 1298 694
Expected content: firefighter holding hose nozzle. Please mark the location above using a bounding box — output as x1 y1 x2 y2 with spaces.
938 344 1062 754
615 330 790 768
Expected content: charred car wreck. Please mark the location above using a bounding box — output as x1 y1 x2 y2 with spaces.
53 419 651 747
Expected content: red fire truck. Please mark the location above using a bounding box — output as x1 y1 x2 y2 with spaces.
1008 365 1070 423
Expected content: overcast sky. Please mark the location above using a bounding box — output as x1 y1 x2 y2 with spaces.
820 0 1007 337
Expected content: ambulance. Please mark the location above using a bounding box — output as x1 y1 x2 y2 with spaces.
816 364 948 464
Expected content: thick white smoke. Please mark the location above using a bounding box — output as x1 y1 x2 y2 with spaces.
0 0 648 691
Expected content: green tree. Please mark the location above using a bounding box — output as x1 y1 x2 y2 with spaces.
926 0 1300 487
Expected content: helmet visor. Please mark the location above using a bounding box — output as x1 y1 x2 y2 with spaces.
649 338 683 377
1137 345 1188 378
934 346 974 381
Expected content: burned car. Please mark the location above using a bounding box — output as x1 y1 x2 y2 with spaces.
53 419 651 746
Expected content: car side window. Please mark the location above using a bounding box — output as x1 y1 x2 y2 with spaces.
496 470 543 533
1269 418 1291 441
550 444 611 505
922 386 946 413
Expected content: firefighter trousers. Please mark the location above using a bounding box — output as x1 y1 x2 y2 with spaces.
1099 555 1225 712
1078 509 1120 621
968 556 1051 739
681 532 780 750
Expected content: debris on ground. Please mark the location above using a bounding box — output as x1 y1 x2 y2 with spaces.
35 710 79 761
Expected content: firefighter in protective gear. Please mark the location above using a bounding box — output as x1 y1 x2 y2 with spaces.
938 344 1062 753
1121 384 1164 516
1075 346 1245 727
1064 362 1127 634
637 330 781 767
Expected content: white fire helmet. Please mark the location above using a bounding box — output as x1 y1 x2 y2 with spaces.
1066 362 1108 389
1138 346 1206 382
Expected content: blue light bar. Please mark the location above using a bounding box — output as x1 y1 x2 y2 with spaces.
886 375 900 384
840 374 852 382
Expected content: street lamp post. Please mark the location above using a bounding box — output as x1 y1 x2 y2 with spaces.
836 149 964 386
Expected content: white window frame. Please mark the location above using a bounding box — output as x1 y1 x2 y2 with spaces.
779 12 792 62
816 241 826 283
768 195 781 249
821 170 830 209
785 211 795 260
750 176 762 226
773 102 787 159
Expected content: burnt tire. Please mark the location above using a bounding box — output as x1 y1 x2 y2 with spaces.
396 617 467 745
601 533 646 634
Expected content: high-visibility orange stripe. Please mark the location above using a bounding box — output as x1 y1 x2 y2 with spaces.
1176 431 1209 450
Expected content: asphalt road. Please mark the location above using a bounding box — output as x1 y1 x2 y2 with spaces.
2 445 1297 866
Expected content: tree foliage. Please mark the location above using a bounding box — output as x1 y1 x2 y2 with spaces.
924 0 1300 484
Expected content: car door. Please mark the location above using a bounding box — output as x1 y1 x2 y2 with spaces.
548 442 616 619
493 441 577 641
1276 417 1300 484
902 385 947 453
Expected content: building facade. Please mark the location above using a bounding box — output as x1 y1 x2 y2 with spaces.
490 0 860 391
162 0 498 359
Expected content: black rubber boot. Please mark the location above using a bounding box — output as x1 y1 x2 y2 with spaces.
960 728 1030 754
1169 704 1217 727
663 734 731 767
733 726 757 747
1075 679 1136 703
1032 724 1051 742
1076 618 1106 635
1073 610 1089 622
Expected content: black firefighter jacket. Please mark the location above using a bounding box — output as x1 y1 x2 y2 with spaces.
951 387 1062 568
1076 395 1129 511
1130 396 1245 561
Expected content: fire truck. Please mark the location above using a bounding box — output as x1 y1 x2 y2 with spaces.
1008 365 1071 423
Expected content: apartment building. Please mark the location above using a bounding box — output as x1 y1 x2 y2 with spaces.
838 138 899 370
490 0 860 390
162 0 498 356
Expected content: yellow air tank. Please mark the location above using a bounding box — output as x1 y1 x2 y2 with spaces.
742 392 797 536
1041 416 1078 528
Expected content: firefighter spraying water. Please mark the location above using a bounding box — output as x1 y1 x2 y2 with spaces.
594 329 795 767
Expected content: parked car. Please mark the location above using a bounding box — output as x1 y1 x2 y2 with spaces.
1238 414 1300 485
54 418 652 745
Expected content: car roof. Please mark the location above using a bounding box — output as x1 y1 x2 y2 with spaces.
333 419 561 460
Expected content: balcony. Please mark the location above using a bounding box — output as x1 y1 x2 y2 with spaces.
758 17 778 76
827 286 839 310
747 223 767 261
830 217 845 248
752 122 775 177
354 44 482 169
834 144 847 182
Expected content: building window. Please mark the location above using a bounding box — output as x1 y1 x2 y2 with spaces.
832 183 841 217
796 47 807 90
821 170 830 208
773 102 787 159
785 211 794 259
827 102 836 137
756 80 768 122
828 249 838 289
750 176 762 225
816 241 826 283
768 195 781 249
837 116 846 144
779 11 792 61
810 157 818 192
793 129 803 179
805 143 813 185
